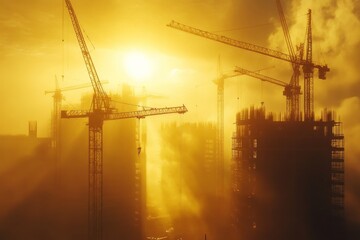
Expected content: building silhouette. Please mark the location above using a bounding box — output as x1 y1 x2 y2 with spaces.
157 122 229 239
231 107 345 240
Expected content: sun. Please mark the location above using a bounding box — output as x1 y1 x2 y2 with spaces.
123 51 152 82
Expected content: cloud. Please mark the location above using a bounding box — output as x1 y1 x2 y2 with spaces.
268 0 360 107
269 0 360 230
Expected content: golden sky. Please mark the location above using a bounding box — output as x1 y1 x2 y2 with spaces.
0 0 279 136
1 0 360 223
0 0 358 133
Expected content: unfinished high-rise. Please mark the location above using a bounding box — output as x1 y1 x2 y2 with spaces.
231 107 345 240
155 122 218 239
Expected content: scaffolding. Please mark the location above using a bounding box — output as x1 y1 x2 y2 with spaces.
231 107 345 240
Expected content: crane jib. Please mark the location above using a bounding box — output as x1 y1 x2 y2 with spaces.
167 20 329 76
167 20 291 63
60 105 188 120
64 0 110 111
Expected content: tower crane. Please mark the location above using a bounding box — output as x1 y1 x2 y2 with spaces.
213 58 273 196
63 1 187 240
45 76 62 152
304 9 314 120
167 7 329 120
214 68 243 196
234 66 295 117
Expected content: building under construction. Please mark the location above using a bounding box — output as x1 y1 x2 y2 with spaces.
231 107 345 240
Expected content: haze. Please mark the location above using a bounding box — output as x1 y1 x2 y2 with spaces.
0 0 360 239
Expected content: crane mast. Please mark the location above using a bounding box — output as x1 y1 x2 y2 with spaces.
214 64 276 197
304 9 314 120
216 75 224 197
49 77 62 181
214 69 242 196
46 77 62 152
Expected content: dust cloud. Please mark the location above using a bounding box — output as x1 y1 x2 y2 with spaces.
0 0 359 239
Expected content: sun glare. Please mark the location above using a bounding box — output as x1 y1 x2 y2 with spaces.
123 51 152 82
